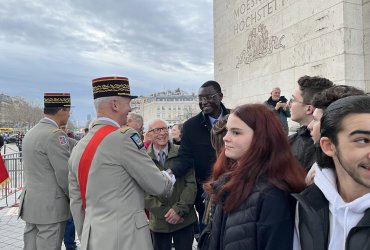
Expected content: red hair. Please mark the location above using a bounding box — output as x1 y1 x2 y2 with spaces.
204 104 306 213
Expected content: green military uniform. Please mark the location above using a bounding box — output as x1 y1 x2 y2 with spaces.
145 142 197 233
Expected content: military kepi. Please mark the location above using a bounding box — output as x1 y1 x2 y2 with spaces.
44 93 71 108
92 76 138 99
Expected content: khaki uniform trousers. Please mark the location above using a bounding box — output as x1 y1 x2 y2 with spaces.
24 221 67 250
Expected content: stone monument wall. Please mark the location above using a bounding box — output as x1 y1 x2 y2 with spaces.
214 0 370 108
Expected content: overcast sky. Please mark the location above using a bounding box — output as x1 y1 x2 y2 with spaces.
0 0 214 126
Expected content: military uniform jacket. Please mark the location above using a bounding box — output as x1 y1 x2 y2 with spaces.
68 119 173 250
19 118 70 224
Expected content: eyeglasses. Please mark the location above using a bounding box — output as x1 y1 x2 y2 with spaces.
148 127 168 134
289 97 305 104
198 93 219 101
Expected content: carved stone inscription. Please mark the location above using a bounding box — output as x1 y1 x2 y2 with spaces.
236 24 285 68
233 0 290 35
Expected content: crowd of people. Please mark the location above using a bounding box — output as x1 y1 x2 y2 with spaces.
15 75 370 250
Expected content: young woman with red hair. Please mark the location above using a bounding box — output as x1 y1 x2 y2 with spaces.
201 104 306 250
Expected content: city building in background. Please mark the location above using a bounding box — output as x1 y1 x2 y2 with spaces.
0 89 199 133
132 89 198 128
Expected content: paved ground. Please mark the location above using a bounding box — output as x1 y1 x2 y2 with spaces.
0 205 24 249
0 194 80 250
0 198 197 249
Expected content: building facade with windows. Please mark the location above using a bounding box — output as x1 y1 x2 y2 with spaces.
131 89 199 127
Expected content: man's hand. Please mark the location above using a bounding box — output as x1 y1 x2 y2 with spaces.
166 169 173 176
164 208 183 224
161 170 176 185
275 101 288 110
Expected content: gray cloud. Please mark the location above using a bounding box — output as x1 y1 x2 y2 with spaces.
0 0 213 124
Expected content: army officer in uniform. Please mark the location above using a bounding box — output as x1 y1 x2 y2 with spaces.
19 93 72 250
68 76 175 250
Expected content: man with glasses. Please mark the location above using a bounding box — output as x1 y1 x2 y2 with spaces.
145 118 197 250
288 76 333 171
167 80 230 237
19 93 72 250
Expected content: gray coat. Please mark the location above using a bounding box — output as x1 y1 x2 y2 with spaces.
19 118 70 224
68 119 173 250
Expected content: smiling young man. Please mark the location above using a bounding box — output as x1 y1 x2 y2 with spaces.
168 80 230 236
293 95 370 250
288 76 333 171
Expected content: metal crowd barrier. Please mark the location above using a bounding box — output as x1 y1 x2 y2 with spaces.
1 152 24 207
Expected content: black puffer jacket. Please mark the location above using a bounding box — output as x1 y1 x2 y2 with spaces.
208 179 296 250
293 184 370 250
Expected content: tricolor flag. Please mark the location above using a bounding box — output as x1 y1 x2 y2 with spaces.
0 153 9 188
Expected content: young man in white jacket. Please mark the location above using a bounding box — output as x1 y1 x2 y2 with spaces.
293 95 370 250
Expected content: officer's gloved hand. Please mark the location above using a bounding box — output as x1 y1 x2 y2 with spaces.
161 170 176 185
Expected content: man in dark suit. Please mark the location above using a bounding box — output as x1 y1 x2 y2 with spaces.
168 80 230 236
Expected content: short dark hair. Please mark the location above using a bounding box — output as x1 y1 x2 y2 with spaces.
297 75 334 104
201 80 222 93
312 85 365 110
317 95 370 169
173 123 183 133
44 107 63 115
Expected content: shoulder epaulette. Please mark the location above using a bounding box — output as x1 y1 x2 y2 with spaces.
53 128 62 133
119 126 131 134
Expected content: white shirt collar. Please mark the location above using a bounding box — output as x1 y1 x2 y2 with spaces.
209 112 223 127
153 144 169 161
44 117 59 127
95 117 120 128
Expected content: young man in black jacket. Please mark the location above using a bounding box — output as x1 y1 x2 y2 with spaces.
293 95 370 250
168 80 230 236
288 76 333 171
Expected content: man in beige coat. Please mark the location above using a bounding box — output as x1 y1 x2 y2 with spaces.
19 93 72 250
68 76 174 250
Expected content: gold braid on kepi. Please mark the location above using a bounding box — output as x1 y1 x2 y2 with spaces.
92 76 138 99
44 93 71 108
